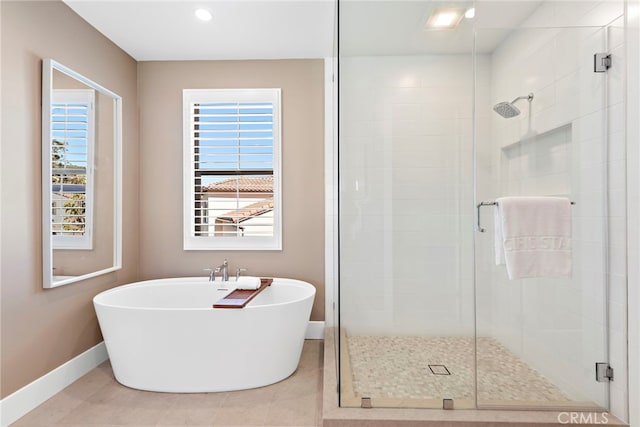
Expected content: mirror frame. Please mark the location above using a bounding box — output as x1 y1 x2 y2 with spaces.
42 58 122 288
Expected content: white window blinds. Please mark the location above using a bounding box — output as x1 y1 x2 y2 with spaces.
183 89 282 250
51 89 95 250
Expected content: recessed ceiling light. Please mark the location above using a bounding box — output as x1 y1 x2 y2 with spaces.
465 7 475 19
194 8 213 22
425 7 465 30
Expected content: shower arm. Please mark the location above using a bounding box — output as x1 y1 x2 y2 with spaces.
510 93 534 105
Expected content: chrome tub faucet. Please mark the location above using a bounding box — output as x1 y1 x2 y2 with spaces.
205 259 229 282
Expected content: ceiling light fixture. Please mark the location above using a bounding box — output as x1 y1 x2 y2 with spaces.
425 7 465 29
194 8 213 22
465 7 475 19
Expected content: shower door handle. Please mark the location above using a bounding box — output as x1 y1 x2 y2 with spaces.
476 201 497 233
476 199 575 232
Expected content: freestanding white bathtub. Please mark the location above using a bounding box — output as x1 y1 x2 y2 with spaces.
93 277 315 393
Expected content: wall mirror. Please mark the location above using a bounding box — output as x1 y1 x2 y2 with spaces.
42 59 122 288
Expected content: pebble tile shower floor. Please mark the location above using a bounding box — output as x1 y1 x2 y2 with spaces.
346 335 569 404
10 341 323 427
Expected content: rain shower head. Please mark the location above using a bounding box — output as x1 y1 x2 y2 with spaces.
493 93 534 118
493 102 521 118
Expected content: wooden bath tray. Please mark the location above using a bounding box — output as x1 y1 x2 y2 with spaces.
213 278 273 309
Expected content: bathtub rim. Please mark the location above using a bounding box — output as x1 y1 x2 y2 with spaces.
93 276 316 312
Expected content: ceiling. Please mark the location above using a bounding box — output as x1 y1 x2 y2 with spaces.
63 0 544 61
339 1 542 56
63 0 336 61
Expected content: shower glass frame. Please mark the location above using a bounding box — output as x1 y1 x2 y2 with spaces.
337 0 621 412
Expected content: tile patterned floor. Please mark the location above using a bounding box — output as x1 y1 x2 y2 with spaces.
346 335 568 403
11 340 323 427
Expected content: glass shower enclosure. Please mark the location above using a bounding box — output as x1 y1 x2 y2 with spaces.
338 0 625 411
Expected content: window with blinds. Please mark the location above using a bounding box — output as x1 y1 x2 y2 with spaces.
51 89 95 250
183 89 282 250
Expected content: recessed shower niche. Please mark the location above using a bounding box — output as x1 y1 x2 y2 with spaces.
500 124 573 198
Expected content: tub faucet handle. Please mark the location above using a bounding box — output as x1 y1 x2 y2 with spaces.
204 267 220 282
236 268 247 281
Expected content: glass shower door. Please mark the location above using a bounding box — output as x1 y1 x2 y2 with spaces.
338 0 476 409
473 3 624 408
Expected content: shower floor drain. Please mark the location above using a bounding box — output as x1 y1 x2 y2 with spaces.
428 364 451 375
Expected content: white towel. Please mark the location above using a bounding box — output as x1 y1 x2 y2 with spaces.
235 276 261 290
494 196 572 280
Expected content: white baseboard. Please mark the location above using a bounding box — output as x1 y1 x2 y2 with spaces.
0 342 108 427
305 321 325 340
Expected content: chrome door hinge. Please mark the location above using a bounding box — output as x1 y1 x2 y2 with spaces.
595 362 613 382
594 53 612 72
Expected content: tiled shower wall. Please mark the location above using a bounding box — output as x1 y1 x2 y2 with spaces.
476 1 627 412
340 55 489 336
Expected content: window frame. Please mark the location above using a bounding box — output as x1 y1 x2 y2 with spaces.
51 89 95 250
182 88 282 250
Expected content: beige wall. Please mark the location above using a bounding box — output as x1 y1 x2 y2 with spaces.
0 2 325 399
0 1 139 398
137 60 325 320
